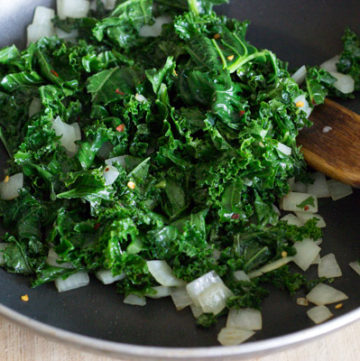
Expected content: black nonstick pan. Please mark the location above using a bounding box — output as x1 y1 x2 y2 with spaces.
0 1 359 360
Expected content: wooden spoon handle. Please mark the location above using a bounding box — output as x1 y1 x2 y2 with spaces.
297 99 360 187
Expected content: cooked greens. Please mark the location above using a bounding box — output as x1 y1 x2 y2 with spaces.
0 0 357 333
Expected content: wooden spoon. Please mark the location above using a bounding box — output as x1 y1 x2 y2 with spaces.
297 98 360 187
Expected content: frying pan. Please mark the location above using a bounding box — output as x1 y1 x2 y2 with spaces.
0 1 360 360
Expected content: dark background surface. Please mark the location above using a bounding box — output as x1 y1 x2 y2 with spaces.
0 0 359 348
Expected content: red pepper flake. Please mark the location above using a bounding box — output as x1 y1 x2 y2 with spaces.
115 88 125 95
50 69 59 77
104 167 110 172
304 205 310 211
231 213 240 220
239 110 246 116
94 223 101 231
116 124 125 132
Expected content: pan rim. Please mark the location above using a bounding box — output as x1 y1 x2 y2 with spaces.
1 303 359 360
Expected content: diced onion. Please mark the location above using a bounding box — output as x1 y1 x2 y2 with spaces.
293 239 321 271
187 271 232 315
46 248 74 269
306 283 348 305
318 253 342 278
27 23 55 45
294 94 312 118
55 28 79 41
29 98 41 118
312 254 321 265
55 271 89 292
171 287 192 310
320 55 340 73
0 243 7 265
294 212 326 228
147 260 185 287
0 173 24 200
292 182 307 193
95 269 125 285
291 65 307 85
105 156 127 167
327 179 353 201
103 0 117 10
139 16 172 37
307 305 333 324
103 165 119 186
314 238 323 246
147 286 172 299
123 294 146 306
329 71 355 94
71 122 81 140
296 297 309 306
226 308 262 330
190 304 203 318
349 261 360 276
52 116 81 156
277 142 292 156
249 257 293 278
306 172 330 198
233 270 250 282
57 0 90 20
281 214 303 227
217 327 255 346
33 6 55 25
135 93 148 103
280 192 318 213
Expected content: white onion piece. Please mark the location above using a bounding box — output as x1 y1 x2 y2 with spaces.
233 270 250 282
135 93 148 103
291 65 307 85
320 55 340 72
329 71 355 94
281 214 303 227
103 165 119 186
57 0 90 20
33 6 55 25
307 305 333 324
294 94 312 118
295 212 326 228
95 269 125 285
312 254 321 265
104 0 117 9
306 172 330 198
123 294 146 306
296 297 309 306
288 177 295 190
105 156 127 167
0 243 7 265
29 98 41 118
277 142 292 156
190 304 203 318
327 179 353 201
71 122 81 141
314 238 323 246
147 286 172 299
55 28 79 41
280 192 318 213
293 239 321 271
27 23 55 45
171 287 192 310
52 116 81 156
226 308 262 331
139 16 172 37
272 204 280 215
349 261 360 276
0 173 24 200
147 260 185 287
55 271 89 292
318 254 342 278
249 257 293 279
46 248 74 269
306 283 348 305
217 327 255 346
293 181 307 193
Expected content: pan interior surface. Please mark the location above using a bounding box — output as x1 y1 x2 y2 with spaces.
0 0 359 354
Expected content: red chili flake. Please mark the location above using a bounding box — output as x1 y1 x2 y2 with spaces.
239 110 246 116
116 124 125 132
304 205 310 211
115 88 125 95
94 223 101 230
231 213 240 220
50 69 59 77
104 167 110 172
